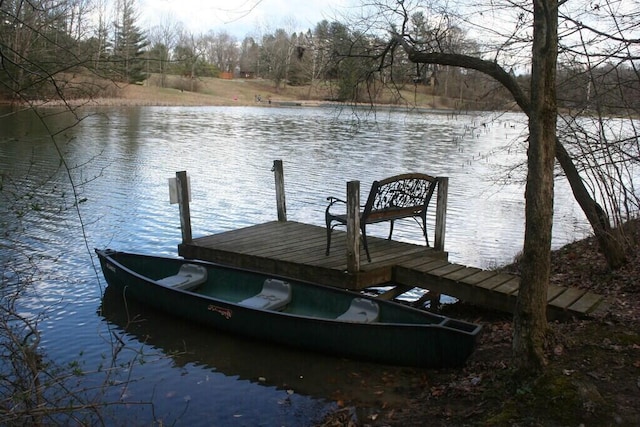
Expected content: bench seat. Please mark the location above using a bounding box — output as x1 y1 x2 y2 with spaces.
157 263 208 290
337 298 380 323
238 279 292 311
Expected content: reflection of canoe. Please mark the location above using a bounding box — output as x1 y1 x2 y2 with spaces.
99 284 424 403
95 249 482 368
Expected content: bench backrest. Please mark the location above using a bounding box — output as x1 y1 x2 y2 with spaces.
362 173 438 221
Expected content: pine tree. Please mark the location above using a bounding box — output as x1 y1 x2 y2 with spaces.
112 0 148 83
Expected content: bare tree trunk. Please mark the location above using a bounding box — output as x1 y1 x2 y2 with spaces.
555 142 627 268
512 0 558 373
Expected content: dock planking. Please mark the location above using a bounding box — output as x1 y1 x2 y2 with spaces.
178 220 609 320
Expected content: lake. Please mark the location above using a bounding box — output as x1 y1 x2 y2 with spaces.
0 105 591 425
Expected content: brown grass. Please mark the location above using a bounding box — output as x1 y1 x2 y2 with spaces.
27 74 455 109
133 76 454 108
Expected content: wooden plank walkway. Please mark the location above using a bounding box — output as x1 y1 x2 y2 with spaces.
178 221 609 320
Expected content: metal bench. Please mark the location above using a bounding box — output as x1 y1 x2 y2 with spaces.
325 173 439 262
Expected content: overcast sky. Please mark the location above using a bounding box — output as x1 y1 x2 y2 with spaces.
138 0 351 39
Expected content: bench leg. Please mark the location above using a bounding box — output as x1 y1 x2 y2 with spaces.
325 218 333 256
361 225 372 263
388 220 395 239
421 216 430 247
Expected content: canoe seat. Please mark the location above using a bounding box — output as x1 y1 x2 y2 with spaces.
337 298 379 323
238 279 292 311
157 263 207 290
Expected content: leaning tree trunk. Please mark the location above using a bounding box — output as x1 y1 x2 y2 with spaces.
554 141 627 269
512 0 558 374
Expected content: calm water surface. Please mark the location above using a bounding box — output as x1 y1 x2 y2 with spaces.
0 105 590 425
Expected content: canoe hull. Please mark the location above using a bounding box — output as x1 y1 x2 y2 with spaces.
96 249 481 368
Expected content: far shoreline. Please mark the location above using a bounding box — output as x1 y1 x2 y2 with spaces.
2 76 464 111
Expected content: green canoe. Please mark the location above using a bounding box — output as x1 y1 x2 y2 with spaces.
96 249 482 368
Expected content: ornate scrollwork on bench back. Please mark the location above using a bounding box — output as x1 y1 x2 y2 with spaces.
367 173 437 213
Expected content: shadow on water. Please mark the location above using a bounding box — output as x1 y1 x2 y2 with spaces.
99 284 431 409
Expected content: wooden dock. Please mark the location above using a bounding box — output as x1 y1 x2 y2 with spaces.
178 220 609 320
171 167 607 320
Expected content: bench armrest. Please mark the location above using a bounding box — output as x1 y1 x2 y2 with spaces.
325 196 346 212
326 196 367 212
326 196 346 204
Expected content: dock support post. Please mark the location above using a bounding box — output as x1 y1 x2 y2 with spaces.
273 160 287 222
176 170 192 244
434 177 448 252
346 180 361 273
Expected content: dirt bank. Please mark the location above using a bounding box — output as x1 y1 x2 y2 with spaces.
320 220 640 426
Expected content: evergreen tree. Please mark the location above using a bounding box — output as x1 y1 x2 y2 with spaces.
112 0 148 83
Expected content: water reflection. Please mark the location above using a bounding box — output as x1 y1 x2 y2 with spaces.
99 284 426 420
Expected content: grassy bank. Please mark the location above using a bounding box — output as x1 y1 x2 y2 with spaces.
138 75 457 108
14 74 458 109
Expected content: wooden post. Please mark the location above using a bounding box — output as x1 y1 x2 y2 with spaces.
434 177 448 252
431 177 448 310
272 160 287 222
346 180 360 273
176 170 192 244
